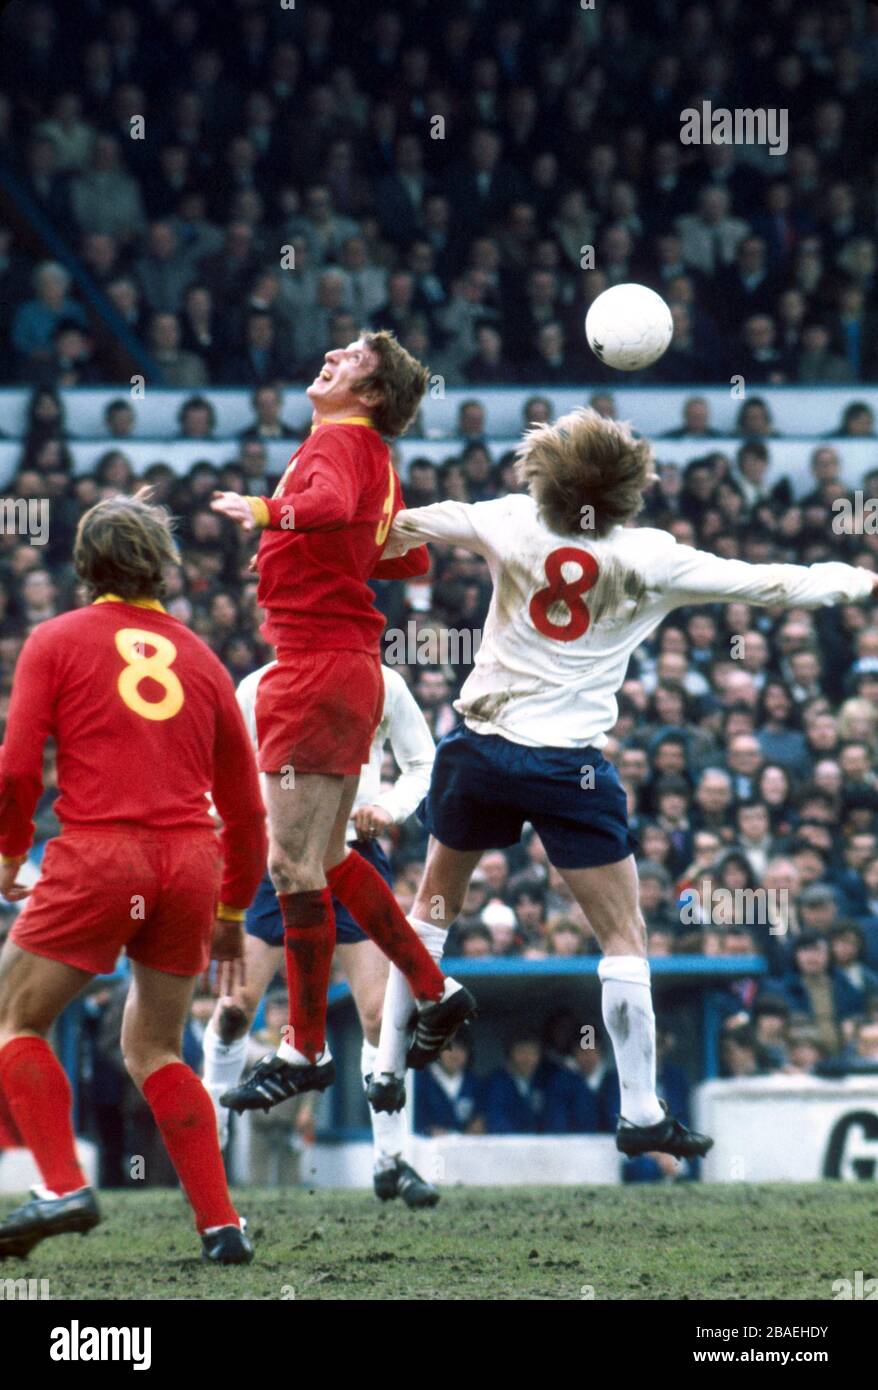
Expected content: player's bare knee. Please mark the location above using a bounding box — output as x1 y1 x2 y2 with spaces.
122 1047 153 1091
357 999 383 1045
593 910 647 959
617 915 648 957
0 1011 47 1044
268 853 322 896
413 891 459 929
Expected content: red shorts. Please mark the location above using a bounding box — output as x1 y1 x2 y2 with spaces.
11 827 222 977
255 649 383 776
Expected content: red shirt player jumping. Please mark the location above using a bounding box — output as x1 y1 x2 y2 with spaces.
210 331 475 1114
0 496 266 1266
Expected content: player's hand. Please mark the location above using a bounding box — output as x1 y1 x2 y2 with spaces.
353 804 393 840
211 491 256 531
0 856 30 902
209 915 247 996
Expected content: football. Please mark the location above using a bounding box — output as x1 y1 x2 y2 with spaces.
585 283 674 372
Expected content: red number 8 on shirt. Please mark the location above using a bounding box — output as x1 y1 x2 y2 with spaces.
529 547 600 642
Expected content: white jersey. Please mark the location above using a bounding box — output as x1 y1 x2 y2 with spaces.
389 494 874 749
235 662 435 825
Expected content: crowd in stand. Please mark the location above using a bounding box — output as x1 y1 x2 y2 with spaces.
4 1 878 388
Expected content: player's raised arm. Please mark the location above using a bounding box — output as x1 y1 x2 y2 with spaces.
210 676 268 916
659 539 876 610
374 672 435 823
0 626 55 885
211 438 360 534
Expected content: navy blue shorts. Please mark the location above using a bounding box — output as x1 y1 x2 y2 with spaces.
418 724 637 870
245 839 393 947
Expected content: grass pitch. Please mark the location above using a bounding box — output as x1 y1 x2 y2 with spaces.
4 1184 876 1301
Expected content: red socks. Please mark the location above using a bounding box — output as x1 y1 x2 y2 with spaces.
327 852 445 1002
279 887 336 1062
0 1080 22 1148
277 867 445 1063
0 1036 87 1196
142 1062 238 1233
0 1043 239 1233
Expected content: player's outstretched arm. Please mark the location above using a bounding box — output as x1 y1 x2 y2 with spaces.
386 499 489 556
374 671 435 824
370 546 430 580
660 541 877 611
210 678 268 917
0 627 55 871
211 441 360 534
370 469 430 576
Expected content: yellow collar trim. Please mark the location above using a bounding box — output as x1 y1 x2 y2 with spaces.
310 415 374 434
94 594 167 612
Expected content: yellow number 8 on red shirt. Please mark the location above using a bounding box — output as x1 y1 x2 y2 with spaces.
115 628 184 721
375 458 395 546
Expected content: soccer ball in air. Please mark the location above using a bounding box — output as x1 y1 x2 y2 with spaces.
585 283 674 372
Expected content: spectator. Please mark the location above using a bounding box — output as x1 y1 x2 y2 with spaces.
135 221 196 315
69 133 146 243
147 311 207 388
662 396 721 439
485 1037 549 1134
104 398 136 439
831 400 876 438
764 932 863 1056
178 395 216 441
11 262 87 371
544 1031 620 1134
414 1035 485 1136
240 385 297 441
828 923 878 997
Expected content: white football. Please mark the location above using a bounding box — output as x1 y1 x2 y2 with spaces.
585 283 674 372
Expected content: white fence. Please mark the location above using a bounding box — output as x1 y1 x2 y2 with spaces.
696 1075 878 1183
3 384 878 442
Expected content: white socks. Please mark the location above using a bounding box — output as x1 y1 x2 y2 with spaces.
203 1022 248 1088
375 917 447 1078
202 1021 248 1146
598 955 664 1127
362 1038 406 1171
277 1038 332 1066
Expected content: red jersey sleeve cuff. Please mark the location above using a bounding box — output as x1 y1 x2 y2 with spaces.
244 496 271 528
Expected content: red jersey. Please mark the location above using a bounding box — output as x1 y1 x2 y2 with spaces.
0 597 266 911
251 419 428 652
